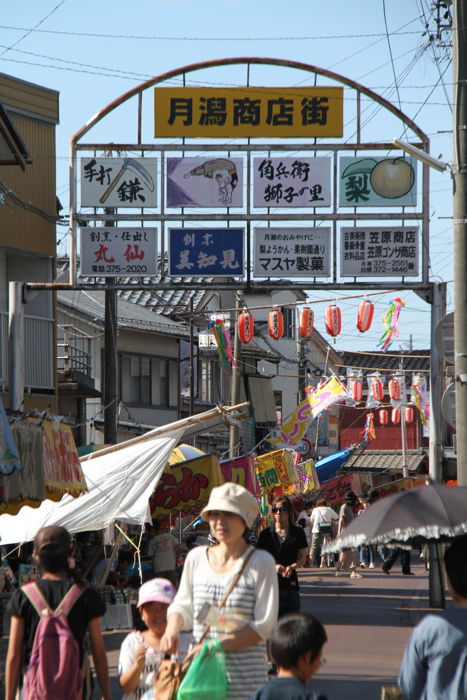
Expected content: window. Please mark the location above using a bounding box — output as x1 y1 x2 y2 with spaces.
281 307 295 339
199 358 221 403
119 353 178 407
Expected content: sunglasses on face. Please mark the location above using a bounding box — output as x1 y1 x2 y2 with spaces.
272 506 289 514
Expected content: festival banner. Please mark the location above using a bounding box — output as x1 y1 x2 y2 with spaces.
255 449 298 491
219 455 259 493
319 473 370 506
269 377 348 448
150 453 222 516
42 421 87 498
296 459 320 493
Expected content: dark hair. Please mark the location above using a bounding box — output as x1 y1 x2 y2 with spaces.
271 613 327 669
304 501 314 509
33 526 83 584
316 497 328 507
445 535 467 598
344 490 357 505
273 495 296 525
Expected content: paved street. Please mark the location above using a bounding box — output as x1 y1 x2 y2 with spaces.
0 555 447 699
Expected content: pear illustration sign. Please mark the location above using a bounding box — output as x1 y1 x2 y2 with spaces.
339 156 416 207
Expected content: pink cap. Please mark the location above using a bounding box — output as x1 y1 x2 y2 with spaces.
137 578 176 608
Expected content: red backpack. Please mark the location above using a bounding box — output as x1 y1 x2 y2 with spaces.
22 582 84 700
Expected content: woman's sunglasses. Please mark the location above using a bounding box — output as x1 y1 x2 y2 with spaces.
272 506 289 513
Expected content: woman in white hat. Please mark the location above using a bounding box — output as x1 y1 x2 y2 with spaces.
161 482 279 699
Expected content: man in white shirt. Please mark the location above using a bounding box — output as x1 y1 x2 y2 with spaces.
309 498 338 567
147 521 181 586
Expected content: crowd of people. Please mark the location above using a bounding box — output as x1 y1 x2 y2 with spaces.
3 483 467 699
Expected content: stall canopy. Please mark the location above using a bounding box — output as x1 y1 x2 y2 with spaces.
0 403 248 545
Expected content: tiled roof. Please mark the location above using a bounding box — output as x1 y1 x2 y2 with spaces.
342 449 427 473
336 350 430 380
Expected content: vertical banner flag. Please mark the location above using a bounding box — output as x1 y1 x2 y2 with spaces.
269 377 348 448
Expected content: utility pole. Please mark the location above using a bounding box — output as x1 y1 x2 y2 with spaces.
453 1 467 485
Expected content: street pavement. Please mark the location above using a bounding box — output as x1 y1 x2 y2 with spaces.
0 554 449 699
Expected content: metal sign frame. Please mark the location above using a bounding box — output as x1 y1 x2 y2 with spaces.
65 57 431 296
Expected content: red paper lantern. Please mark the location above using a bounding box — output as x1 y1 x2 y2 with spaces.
404 406 414 424
371 379 384 401
238 310 254 343
378 408 389 425
351 378 363 403
388 377 402 401
325 304 341 337
391 408 401 424
268 309 284 340
298 306 314 338
356 299 375 333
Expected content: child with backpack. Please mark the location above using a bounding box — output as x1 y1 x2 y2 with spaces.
5 525 111 700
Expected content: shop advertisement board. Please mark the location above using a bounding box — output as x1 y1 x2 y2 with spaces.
80 157 157 208
167 156 244 207
339 156 417 207
80 227 157 276
253 156 331 207
154 87 343 138
340 226 419 277
254 227 331 277
168 227 244 277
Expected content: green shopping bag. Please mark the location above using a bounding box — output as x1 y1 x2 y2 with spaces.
177 639 227 700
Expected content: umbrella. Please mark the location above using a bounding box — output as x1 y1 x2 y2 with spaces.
322 483 467 553
167 443 205 464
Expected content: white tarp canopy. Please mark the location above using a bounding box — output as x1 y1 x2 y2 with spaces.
0 430 182 545
0 402 250 546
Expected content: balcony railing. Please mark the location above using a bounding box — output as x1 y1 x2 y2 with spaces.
0 311 54 390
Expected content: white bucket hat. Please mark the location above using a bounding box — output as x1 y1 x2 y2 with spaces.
200 482 259 528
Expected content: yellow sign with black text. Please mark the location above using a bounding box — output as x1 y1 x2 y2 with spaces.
154 87 343 138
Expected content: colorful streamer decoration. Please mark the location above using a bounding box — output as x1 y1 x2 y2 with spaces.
209 319 237 372
362 412 376 441
410 385 430 425
377 297 406 352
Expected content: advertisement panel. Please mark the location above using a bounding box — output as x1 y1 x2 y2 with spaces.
253 156 331 207
167 157 243 207
80 157 157 208
80 227 157 276
339 156 417 207
340 226 419 277
169 227 244 277
154 87 343 138
254 227 331 277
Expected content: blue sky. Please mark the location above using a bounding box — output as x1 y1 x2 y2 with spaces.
0 0 453 352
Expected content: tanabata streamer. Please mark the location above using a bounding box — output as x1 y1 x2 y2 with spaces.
411 385 430 425
362 412 376 441
377 297 406 352
209 319 237 372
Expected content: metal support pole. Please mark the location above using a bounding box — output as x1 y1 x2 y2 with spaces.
229 293 241 458
8 282 24 411
429 282 447 483
453 1 467 485
104 278 118 444
401 410 408 479
428 541 445 609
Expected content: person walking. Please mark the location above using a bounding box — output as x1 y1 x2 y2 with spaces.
5 525 111 700
399 535 467 699
335 490 361 579
161 482 279 699
308 498 338 568
257 495 308 617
